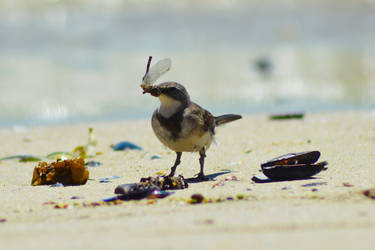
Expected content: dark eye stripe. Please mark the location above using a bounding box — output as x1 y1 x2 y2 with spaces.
162 88 181 98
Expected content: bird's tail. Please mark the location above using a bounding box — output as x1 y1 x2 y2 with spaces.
215 114 242 126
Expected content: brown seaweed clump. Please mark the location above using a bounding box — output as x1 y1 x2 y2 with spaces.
139 175 188 190
31 158 89 186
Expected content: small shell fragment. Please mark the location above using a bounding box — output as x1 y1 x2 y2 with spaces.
85 161 101 167
0 155 42 162
114 183 157 200
99 176 120 183
49 183 64 188
111 141 143 151
151 155 162 160
46 152 75 160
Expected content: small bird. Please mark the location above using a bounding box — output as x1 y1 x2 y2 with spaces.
141 57 241 180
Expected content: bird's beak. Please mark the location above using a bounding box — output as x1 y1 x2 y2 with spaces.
140 84 160 97
140 83 149 94
149 87 161 97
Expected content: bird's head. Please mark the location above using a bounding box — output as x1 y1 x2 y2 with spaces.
143 82 190 105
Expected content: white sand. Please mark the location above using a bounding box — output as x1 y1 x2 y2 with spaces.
1 111 375 250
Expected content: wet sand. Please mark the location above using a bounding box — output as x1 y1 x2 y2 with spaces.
1 111 375 249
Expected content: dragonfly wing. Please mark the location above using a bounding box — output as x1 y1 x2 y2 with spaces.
143 58 172 86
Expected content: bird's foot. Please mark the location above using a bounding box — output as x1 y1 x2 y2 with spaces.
196 173 210 181
168 172 175 178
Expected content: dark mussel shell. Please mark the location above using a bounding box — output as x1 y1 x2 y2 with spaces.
114 183 158 200
261 151 321 168
261 161 328 180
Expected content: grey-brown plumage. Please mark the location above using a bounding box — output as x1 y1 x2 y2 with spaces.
144 81 241 180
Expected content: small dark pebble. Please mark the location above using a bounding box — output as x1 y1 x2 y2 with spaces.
111 141 142 151
85 161 101 167
363 189 375 199
311 188 318 192
343 182 353 187
190 194 205 204
71 196 82 200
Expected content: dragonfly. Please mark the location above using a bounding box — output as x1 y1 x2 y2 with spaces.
140 56 172 91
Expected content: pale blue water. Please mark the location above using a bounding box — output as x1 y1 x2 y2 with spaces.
0 2 374 127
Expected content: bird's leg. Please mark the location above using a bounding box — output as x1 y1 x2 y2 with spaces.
197 148 207 180
168 152 182 177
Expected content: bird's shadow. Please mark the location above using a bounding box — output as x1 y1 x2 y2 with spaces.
185 170 232 183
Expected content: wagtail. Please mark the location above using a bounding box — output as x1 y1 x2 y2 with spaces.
141 57 241 180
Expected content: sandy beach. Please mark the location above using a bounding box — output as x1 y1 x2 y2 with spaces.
0 111 374 249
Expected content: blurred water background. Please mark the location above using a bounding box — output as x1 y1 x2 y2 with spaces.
0 0 374 127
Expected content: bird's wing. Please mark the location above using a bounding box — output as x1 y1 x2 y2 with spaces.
184 103 216 135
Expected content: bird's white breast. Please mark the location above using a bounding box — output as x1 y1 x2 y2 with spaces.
158 94 182 118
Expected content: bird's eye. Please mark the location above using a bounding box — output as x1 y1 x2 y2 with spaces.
160 86 186 101
149 87 161 97
163 87 178 95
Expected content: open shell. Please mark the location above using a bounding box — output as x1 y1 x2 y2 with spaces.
259 151 328 181
261 151 321 167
